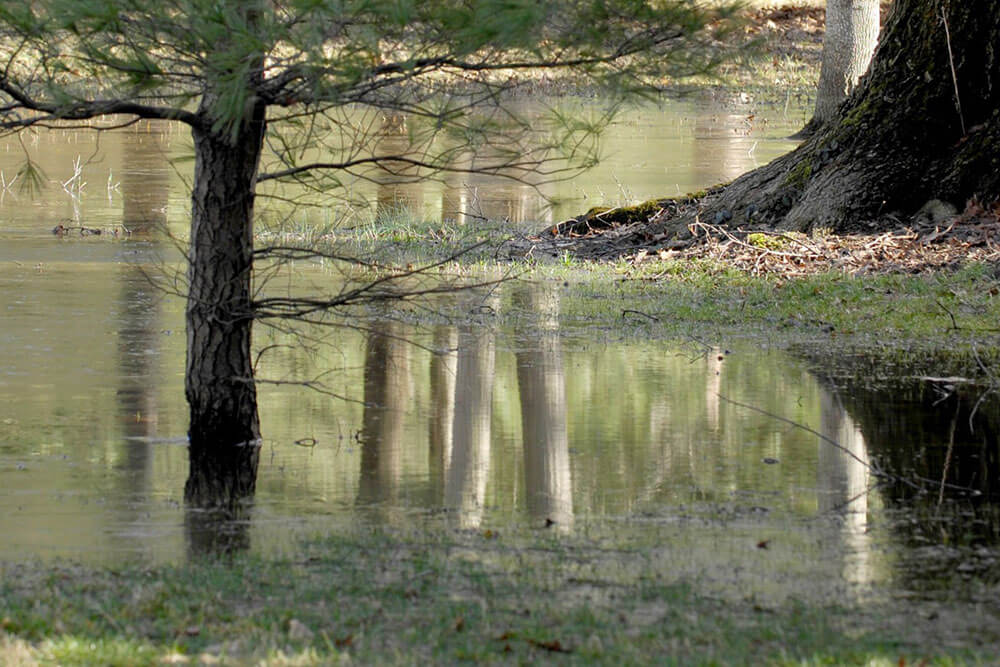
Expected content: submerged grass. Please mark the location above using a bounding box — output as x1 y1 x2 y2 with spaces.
2 521 994 665
550 258 1000 348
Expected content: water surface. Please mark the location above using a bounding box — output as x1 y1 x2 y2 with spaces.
1 105 998 612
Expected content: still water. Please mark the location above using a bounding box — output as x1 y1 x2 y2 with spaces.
0 102 998 609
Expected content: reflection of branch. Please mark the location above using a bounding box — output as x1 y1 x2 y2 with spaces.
937 402 959 507
718 393 877 473
252 241 509 320
621 309 660 322
719 393 981 496
257 153 558 184
233 375 364 405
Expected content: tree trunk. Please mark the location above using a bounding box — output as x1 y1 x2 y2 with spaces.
184 100 267 508
798 0 880 137
680 0 1000 234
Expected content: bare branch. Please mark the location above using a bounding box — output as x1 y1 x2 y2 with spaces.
0 78 203 128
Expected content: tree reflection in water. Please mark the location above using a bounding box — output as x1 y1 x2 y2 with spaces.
185 506 251 558
444 309 497 529
816 381 872 592
357 322 410 519
515 283 573 531
114 124 170 556
428 326 458 502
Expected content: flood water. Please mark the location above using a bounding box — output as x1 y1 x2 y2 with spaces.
1 101 999 609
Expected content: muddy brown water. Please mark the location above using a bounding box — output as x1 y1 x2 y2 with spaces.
0 102 998 613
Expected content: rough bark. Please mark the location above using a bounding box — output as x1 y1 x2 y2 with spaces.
183 97 267 508
797 0 880 137
680 0 1000 234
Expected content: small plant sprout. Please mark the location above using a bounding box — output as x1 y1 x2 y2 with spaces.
107 169 120 202
61 155 86 196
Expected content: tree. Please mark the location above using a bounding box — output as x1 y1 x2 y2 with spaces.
0 0 737 508
796 0 881 137
657 0 1000 236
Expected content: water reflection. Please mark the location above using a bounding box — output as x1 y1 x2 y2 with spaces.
428 326 458 500
444 307 498 528
121 122 172 235
111 126 170 556
830 372 1000 543
357 322 411 517
515 284 573 530
2 113 999 610
185 506 251 559
816 381 872 591
374 114 424 220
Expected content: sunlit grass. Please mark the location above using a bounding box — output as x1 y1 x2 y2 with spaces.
2 520 991 665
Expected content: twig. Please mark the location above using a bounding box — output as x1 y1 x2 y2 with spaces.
621 309 660 322
935 299 961 331
940 8 966 135
937 402 959 507
718 394 876 473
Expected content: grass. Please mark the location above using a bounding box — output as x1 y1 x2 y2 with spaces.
3 520 995 666
262 206 1000 375
554 258 1000 347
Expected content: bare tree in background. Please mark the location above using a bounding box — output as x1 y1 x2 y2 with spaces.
795 0 881 138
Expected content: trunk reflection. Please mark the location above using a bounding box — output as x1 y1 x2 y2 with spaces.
445 313 497 528
515 284 573 530
358 322 410 518
817 381 872 592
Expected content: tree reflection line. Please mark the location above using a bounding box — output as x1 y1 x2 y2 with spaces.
357 284 574 530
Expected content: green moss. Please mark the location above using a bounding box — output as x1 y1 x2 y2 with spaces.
747 232 788 250
583 199 665 225
783 159 812 189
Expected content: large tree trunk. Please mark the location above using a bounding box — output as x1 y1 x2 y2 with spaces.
184 100 267 508
798 0 881 137
680 0 1000 234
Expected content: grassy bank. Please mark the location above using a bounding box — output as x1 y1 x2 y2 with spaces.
307 215 1000 366
3 520 993 666
551 259 1000 351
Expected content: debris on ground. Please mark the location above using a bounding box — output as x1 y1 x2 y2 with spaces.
505 198 1000 277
